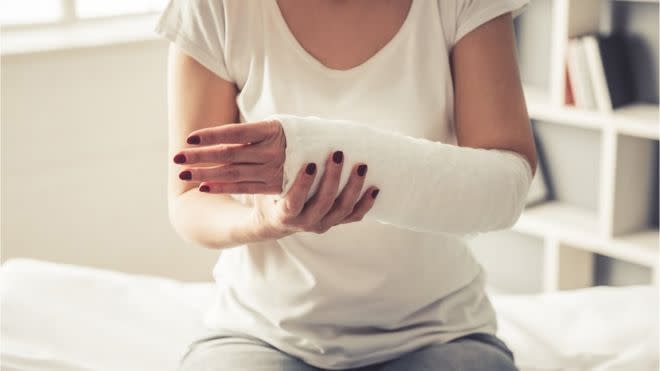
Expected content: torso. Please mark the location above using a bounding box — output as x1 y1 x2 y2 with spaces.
201 0 496 368
275 0 413 70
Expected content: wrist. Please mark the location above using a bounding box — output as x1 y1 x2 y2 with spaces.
243 207 292 243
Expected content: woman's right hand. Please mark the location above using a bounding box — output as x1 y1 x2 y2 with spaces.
250 150 380 240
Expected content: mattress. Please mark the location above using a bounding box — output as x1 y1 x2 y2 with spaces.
1 258 657 371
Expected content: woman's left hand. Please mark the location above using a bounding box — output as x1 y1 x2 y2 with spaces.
173 120 287 194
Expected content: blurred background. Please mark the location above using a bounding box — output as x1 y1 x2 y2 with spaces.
1 0 221 281
471 0 659 293
1 0 659 291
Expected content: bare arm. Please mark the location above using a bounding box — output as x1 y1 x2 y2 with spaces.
451 12 537 175
167 44 377 247
167 44 260 249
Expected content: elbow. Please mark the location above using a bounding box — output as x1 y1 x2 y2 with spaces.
477 199 524 234
488 162 532 232
498 180 530 231
502 149 533 229
169 207 219 250
499 202 525 230
168 195 208 248
168 195 235 250
168 198 195 245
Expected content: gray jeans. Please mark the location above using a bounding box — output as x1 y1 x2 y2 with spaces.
178 332 519 371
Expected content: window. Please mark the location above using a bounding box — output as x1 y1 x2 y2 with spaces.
0 0 168 26
76 0 168 19
0 0 62 25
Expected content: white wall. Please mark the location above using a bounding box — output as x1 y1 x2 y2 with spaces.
1 40 220 281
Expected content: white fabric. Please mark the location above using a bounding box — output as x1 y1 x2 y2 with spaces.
0 259 213 371
487 286 660 371
1 258 658 371
271 113 532 235
155 0 531 368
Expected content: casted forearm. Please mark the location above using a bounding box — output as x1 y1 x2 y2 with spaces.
270 114 532 236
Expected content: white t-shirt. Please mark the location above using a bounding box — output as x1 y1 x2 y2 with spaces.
155 0 528 368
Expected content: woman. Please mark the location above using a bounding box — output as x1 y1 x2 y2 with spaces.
156 0 537 370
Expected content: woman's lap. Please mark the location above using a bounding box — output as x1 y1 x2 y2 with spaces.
178 335 322 371
375 334 518 371
178 332 518 371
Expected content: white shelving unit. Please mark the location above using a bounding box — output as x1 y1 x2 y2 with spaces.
524 85 660 139
512 0 660 291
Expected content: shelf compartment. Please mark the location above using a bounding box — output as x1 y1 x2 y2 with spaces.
524 86 603 131
543 239 596 291
607 229 659 267
613 104 659 139
514 202 659 268
514 0 553 94
609 134 658 235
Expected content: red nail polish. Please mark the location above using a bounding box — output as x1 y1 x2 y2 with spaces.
199 185 210 192
179 171 192 180
173 154 186 164
305 163 316 175
332 151 343 164
371 189 379 199
357 164 367 176
187 135 200 145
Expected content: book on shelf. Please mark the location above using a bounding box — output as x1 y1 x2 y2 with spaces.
582 36 612 112
567 38 597 110
593 34 635 110
564 61 575 106
565 34 635 113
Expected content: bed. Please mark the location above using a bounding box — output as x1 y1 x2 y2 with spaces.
1 258 657 371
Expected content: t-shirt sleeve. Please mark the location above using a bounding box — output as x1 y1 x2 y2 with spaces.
441 0 529 47
154 0 233 82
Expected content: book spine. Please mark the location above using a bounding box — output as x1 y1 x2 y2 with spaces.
582 36 613 113
575 38 597 110
565 61 575 106
567 39 595 110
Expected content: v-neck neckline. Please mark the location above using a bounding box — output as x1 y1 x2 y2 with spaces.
267 0 418 78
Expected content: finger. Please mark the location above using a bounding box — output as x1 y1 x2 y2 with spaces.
179 164 274 183
198 182 281 194
175 143 270 165
281 163 317 216
299 150 344 221
339 186 379 224
320 163 367 225
186 120 280 145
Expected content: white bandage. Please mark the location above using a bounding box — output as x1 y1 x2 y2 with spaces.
268 114 533 236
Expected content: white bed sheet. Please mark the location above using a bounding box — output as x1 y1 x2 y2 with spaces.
1 258 657 371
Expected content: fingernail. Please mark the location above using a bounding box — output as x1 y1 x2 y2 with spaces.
332 151 343 164
357 164 367 176
187 135 200 145
179 171 192 180
371 189 379 199
173 154 186 164
199 185 210 192
305 163 316 175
